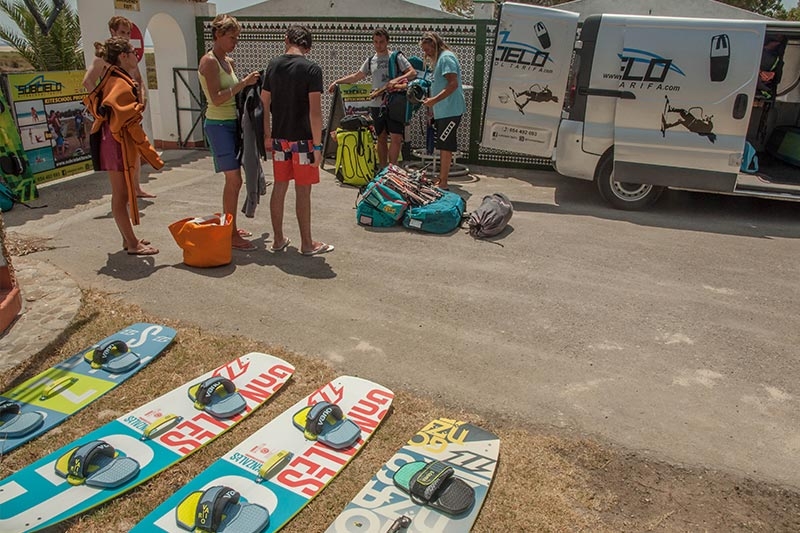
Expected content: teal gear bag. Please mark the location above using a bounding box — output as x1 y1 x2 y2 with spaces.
403 190 466 234
355 171 409 227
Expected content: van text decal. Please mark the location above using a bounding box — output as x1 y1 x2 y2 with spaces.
601 49 685 92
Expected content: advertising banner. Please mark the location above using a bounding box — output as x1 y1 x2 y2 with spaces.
338 82 372 116
5 70 93 185
321 83 372 165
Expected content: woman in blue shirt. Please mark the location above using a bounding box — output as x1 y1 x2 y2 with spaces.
420 32 465 190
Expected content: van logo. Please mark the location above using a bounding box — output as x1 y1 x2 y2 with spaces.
14 74 63 96
534 22 551 50
495 30 554 71
618 48 685 83
709 34 730 82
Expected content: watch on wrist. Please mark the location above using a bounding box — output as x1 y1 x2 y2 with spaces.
313 144 323 151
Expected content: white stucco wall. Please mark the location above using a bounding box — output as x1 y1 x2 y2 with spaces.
77 0 216 145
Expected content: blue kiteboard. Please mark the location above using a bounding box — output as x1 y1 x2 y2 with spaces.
0 322 176 454
0 352 295 533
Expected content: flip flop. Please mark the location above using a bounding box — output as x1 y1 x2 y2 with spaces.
127 244 159 256
136 192 157 198
232 241 256 251
292 401 361 449
237 229 253 237
187 377 246 419
392 460 475 516
270 238 291 252
54 439 140 489
301 243 334 256
175 485 270 533
123 239 151 250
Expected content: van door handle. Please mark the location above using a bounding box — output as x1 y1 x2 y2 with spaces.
733 93 748 119
579 87 637 100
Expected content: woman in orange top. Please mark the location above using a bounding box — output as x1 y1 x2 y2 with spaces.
85 37 164 255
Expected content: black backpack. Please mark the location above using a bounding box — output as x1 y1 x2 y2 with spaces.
339 114 373 131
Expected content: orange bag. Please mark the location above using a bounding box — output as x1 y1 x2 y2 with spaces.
168 213 233 267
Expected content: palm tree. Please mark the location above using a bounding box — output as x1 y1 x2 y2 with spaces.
0 0 84 71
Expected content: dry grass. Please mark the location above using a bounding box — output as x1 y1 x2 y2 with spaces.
2 287 799 532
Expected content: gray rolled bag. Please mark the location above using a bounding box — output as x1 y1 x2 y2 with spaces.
468 193 513 238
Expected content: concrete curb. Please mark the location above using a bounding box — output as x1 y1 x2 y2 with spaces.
0 256 82 371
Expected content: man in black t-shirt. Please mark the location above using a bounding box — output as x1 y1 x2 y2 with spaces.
262 25 333 256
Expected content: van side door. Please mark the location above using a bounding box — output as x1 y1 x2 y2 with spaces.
613 19 765 191
481 2 579 158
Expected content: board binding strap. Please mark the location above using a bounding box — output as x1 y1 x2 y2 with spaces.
54 439 140 489
393 460 475 516
292 400 362 449
175 485 270 533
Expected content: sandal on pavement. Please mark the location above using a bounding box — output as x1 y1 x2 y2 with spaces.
270 238 291 252
127 243 159 256
123 239 150 251
237 229 253 237
301 243 334 256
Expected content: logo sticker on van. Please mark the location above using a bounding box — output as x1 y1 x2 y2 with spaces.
602 49 686 92
619 49 685 82
494 30 555 73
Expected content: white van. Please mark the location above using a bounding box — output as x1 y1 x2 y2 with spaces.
482 2 800 209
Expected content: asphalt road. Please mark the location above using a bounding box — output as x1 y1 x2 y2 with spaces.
6 150 800 489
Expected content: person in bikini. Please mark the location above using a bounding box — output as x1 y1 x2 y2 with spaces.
83 15 155 199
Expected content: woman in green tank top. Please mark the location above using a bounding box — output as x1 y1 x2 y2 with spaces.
198 14 261 250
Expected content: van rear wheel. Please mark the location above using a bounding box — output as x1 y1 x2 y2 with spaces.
595 152 664 210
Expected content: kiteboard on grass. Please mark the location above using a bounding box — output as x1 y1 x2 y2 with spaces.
0 322 176 454
131 375 393 533
325 418 500 533
0 352 294 533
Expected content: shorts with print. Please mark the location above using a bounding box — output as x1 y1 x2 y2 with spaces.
370 107 405 136
272 139 320 186
434 115 461 152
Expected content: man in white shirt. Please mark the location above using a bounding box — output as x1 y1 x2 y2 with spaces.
329 28 416 168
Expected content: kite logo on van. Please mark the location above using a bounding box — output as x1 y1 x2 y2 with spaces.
618 49 685 83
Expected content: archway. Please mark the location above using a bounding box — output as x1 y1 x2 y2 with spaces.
143 12 191 147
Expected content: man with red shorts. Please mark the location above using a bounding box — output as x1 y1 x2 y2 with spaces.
262 25 333 256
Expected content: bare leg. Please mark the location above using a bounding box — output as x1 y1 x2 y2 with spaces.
109 170 156 254
270 180 290 249
296 183 325 253
376 130 388 168
388 132 403 165
133 156 156 198
223 168 250 247
438 150 453 189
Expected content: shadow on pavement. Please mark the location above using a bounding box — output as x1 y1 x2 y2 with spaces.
498 167 800 240
97 250 171 281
